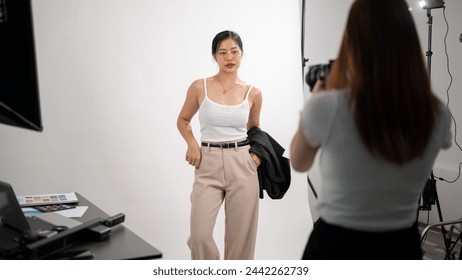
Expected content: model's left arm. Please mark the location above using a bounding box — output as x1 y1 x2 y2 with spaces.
247 87 262 130
247 87 263 166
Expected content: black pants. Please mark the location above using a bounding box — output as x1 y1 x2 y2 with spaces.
303 219 422 260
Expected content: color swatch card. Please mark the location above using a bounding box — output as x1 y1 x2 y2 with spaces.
17 192 79 207
34 204 77 213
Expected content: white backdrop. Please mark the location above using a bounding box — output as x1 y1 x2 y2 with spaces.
0 0 311 260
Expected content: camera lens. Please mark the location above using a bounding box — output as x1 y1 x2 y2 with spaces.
305 60 334 92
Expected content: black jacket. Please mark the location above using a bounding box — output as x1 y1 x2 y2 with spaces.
247 127 291 199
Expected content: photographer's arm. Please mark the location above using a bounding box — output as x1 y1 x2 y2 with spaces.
290 121 319 172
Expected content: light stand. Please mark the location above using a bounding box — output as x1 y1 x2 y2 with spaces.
417 1 455 259
307 173 317 199
301 0 318 202
425 8 434 78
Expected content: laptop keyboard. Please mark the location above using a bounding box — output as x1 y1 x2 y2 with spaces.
26 216 55 232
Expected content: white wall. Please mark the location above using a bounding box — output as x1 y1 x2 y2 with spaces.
0 0 311 259
303 0 462 224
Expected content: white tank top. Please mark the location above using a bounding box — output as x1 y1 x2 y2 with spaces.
199 78 252 142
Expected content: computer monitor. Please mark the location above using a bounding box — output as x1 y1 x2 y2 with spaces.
0 0 42 132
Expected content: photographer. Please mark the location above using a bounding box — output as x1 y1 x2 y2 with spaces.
290 0 452 259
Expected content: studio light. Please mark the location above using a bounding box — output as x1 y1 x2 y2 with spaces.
419 0 445 10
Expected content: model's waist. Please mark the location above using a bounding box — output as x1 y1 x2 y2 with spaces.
201 139 249 149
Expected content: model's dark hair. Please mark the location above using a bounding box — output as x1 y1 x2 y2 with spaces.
326 0 441 164
212 30 243 55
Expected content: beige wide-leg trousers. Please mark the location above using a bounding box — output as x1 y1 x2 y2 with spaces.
188 145 259 260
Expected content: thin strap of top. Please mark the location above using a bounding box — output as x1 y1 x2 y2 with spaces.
244 85 253 101
203 78 208 97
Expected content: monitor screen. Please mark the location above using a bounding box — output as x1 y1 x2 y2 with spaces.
0 0 42 131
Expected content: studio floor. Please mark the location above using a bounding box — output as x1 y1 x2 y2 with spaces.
419 222 462 260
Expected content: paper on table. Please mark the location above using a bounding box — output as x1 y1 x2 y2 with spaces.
54 206 88 218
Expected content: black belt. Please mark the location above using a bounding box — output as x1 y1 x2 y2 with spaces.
201 140 249 149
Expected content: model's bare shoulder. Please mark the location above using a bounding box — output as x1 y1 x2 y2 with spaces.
186 78 206 106
189 79 204 92
250 86 262 95
249 86 262 102
186 79 205 97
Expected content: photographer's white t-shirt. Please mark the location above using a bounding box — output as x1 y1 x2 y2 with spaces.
301 88 452 231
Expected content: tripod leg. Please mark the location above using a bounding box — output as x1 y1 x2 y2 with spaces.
307 174 317 199
433 183 452 259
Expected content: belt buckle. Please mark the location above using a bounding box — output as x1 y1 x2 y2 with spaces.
220 143 230 148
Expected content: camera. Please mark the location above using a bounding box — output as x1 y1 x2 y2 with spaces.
305 60 334 92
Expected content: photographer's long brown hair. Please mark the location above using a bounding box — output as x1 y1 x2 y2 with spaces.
326 0 440 164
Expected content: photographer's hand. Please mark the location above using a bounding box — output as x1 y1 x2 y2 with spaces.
312 79 326 94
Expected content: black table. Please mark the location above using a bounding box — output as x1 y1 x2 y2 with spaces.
57 193 162 260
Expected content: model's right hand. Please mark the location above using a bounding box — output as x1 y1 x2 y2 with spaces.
185 144 201 168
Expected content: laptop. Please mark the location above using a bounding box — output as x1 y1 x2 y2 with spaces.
0 181 81 254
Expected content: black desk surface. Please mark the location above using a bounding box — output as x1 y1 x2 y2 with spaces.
60 193 162 260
